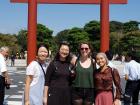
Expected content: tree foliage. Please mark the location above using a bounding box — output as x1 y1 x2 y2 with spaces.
84 20 100 40
120 31 140 52
110 21 123 32
67 27 90 53
16 23 53 52
0 33 19 54
123 21 140 33
37 24 53 47
1 20 140 57
16 29 27 51
55 29 70 43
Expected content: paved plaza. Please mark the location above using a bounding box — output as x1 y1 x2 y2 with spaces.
3 59 140 105
4 59 26 105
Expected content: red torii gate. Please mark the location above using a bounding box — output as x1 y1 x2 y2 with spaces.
10 0 127 64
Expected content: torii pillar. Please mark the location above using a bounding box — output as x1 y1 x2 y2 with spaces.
27 0 37 64
10 0 127 64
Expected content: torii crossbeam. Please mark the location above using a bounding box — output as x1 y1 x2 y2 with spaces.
11 0 127 4
10 0 127 64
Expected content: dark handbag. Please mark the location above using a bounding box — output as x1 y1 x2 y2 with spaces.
0 75 10 89
69 57 80 81
5 79 10 89
70 65 77 80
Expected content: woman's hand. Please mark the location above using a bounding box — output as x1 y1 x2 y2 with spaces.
43 97 47 105
113 99 121 105
43 86 49 105
25 100 30 105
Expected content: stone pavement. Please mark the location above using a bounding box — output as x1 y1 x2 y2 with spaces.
4 59 26 105
4 68 25 105
6 59 27 67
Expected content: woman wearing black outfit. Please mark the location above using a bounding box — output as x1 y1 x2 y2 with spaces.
43 41 72 105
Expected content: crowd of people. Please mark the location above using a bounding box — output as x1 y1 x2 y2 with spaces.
0 41 140 105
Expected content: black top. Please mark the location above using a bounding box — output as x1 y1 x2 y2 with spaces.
45 60 71 88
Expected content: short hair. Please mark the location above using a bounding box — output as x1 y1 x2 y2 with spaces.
126 52 135 60
0 46 9 52
96 52 109 65
37 43 49 55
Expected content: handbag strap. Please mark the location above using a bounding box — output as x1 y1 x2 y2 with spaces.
111 68 116 100
37 62 46 78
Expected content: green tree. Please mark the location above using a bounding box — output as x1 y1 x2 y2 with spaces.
84 20 100 40
67 27 90 53
16 23 54 51
110 32 124 54
83 20 100 51
37 23 53 47
110 21 123 32
120 31 140 52
123 21 140 33
16 29 27 51
55 29 70 43
0 33 19 54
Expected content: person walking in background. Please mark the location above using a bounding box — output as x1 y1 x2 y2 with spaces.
94 52 121 105
72 42 95 105
0 46 11 105
10 54 16 66
23 43 49 105
123 52 140 105
43 41 72 105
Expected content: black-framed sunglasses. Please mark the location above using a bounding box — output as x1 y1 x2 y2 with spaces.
80 47 89 51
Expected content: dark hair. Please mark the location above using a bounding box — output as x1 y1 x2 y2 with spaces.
53 41 71 63
105 50 113 60
78 41 93 57
37 43 49 55
126 52 135 60
58 41 70 49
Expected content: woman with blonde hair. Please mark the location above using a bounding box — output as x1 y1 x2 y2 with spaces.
94 52 121 105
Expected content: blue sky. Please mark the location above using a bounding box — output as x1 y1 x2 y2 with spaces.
0 0 140 35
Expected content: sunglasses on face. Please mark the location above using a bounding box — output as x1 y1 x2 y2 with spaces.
80 47 89 51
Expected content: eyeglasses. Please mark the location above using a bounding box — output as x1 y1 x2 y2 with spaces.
80 47 89 51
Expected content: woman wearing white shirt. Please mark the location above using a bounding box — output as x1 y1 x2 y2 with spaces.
23 43 49 105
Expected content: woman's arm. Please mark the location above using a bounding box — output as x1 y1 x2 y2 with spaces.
70 55 77 65
112 69 122 105
43 62 54 105
24 75 33 105
43 86 49 105
112 69 122 99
